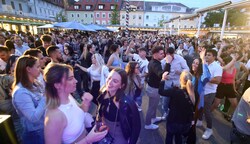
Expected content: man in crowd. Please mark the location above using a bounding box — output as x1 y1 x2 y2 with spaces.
37 34 52 57
0 46 11 74
46 45 63 64
145 46 168 130
196 49 222 140
14 36 29 56
161 47 189 120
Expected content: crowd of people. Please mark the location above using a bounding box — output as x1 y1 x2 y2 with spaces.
0 28 249 144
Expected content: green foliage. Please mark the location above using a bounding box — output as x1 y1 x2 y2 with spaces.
55 11 67 22
158 15 165 27
203 9 248 27
227 9 248 26
203 10 224 27
111 5 120 25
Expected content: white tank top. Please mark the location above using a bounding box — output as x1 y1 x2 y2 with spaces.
58 95 85 144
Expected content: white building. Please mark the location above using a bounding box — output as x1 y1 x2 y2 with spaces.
144 2 197 28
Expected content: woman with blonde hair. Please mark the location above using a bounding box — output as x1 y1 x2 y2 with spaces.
43 63 107 144
159 70 195 144
76 53 109 104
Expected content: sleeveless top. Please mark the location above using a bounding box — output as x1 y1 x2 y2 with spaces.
221 68 236 84
58 95 85 144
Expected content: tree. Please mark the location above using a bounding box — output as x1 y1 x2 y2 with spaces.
55 10 67 22
158 15 165 27
203 10 224 27
111 5 120 25
203 9 248 27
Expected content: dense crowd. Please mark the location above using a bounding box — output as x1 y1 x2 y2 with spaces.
0 28 249 144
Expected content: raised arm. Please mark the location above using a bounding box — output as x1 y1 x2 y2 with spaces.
217 45 225 65
222 54 237 70
75 64 88 72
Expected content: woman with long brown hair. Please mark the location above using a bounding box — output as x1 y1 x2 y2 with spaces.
125 61 143 110
12 55 46 144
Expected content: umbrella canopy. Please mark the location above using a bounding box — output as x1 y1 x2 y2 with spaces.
37 24 54 28
54 21 96 32
87 24 110 31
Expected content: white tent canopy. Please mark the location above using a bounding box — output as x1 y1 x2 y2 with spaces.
37 24 54 28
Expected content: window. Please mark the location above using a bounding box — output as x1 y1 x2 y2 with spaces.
2 0 6 4
162 6 171 11
190 26 193 28
110 5 115 10
19 3 22 11
172 6 181 12
77 14 80 17
96 13 100 18
91 14 93 18
85 14 88 18
86 5 91 10
109 13 111 18
122 15 125 19
133 15 136 19
139 15 141 20
184 25 187 28
11 1 15 9
72 14 74 17
146 24 148 26
40 8 42 13
44 9 46 15
29 7 32 13
102 13 106 18
74 5 80 9
98 5 104 10
146 15 149 19
172 25 174 28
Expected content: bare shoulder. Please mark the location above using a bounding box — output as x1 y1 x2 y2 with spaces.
45 109 67 127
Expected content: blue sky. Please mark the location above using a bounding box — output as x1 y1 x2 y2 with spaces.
144 0 242 8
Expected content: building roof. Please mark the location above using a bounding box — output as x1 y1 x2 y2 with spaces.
144 2 191 12
43 0 64 8
120 1 145 11
67 0 98 11
94 0 123 11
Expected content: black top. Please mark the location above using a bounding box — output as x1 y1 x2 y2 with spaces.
159 81 194 124
147 59 170 88
86 52 93 68
97 91 141 144
98 95 120 122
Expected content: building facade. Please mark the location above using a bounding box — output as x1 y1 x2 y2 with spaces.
120 1 144 27
144 2 197 28
66 0 96 24
93 0 122 25
0 0 64 34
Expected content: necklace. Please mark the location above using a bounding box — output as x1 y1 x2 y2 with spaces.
106 92 112 113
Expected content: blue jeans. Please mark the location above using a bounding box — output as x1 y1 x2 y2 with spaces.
166 123 191 144
22 129 44 144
